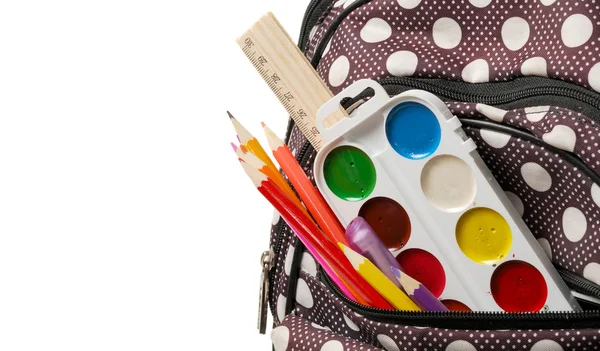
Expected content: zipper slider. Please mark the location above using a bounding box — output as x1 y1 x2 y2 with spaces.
258 249 274 334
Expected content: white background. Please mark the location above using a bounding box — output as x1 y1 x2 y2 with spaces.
0 1 309 349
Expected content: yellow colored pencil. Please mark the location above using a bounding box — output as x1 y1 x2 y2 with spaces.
339 243 421 311
227 112 302 209
228 111 278 170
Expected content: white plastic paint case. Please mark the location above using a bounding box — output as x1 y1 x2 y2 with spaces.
313 79 580 312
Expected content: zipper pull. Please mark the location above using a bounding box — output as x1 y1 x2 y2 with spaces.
258 249 274 334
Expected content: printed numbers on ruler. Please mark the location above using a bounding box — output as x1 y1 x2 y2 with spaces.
240 36 323 150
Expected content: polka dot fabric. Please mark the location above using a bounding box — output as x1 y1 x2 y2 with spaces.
311 0 600 94
464 126 600 277
276 272 600 351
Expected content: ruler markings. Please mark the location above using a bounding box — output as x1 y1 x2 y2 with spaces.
236 12 348 151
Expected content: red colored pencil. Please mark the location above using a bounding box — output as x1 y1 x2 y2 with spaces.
263 123 348 246
239 161 393 309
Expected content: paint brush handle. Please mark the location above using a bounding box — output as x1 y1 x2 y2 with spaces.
345 217 404 286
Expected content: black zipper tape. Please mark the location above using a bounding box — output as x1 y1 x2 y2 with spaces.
460 118 600 187
556 265 600 298
320 270 600 330
298 0 335 52
380 76 600 124
284 237 305 316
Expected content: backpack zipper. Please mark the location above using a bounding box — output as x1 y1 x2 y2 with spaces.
298 0 332 51
556 266 600 299
379 76 600 124
277 0 600 328
320 270 600 329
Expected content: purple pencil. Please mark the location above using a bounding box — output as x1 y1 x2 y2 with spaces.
346 217 448 311
391 266 448 312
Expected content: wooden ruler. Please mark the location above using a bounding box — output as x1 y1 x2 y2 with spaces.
236 12 347 151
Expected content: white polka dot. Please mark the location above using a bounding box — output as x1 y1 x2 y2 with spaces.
524 106 549 122
462 59 489 83
501 17 530 51
397 0 422 9
531 339 563 351
301 252 317 276
311 322 332 331
540 0 557 5
589 63 600 93
446 340 477 351
320 340 344 351
284 244 294 276
542 125 577 152
329 56 350 87
296 278 314 308
272 210 281 225
343 314 360 331
537 238 553 260
342 0 357 8
360 18 392 43
480 129 511 148
323 39 333 56
469 0 491 7
521 162 552 192
377 334 400 351
386 51 419 77
583 262 600 285
476 104 507 122
432 18 462 49
561 14 593 48
521 57 548 77
276 294 287 322
271 326 290 351
562 207 587 242
505 191 525 216
592 183 600 208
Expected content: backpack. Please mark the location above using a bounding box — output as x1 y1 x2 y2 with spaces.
267 1 600 350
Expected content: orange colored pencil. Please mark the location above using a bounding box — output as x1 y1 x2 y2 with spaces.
232 142 362 303
263 123 348 246
239 161 393 310
227 112 302 207
228 111 278 170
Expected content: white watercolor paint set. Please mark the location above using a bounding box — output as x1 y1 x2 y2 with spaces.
313 79 581 312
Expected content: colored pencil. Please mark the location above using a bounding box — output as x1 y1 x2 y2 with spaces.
339 244 421 311
228 113 303 207
239 161 393 309
228 111 278 171
285 221 360 304
236 145 309 216
345 217 448 311
391 266 448 312
263 123 348 246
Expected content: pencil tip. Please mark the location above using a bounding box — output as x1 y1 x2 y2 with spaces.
260 121 266 128
226 111 234 119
